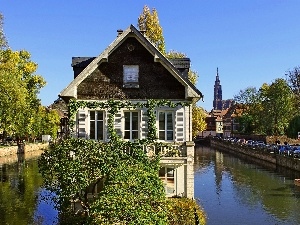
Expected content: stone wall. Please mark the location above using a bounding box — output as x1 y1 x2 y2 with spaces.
211 139 300 172
0 142 49 157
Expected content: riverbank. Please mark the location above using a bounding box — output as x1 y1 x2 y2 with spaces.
210 139 300 172
0 142 49 157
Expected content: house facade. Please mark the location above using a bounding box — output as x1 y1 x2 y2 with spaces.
59 25 202 198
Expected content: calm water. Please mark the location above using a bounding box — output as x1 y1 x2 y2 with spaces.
195 145 300 225
0 151 57 225
1 147 300 225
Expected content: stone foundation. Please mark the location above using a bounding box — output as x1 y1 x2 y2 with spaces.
211 139 300 172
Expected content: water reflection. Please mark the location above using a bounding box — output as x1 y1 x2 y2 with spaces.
0 152 57 225
194 145 300 225
2 146 300 225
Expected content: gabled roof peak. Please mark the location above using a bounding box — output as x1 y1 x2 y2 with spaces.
59 24 202 101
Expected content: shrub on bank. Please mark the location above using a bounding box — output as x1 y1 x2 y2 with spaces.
166 197 206 225
266 135 300 145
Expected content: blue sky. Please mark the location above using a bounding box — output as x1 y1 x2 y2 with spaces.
1 0 300 111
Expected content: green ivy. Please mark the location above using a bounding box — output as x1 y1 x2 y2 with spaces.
68 99 190 144
38 99 206 225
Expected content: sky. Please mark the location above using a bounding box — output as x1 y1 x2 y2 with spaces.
1 0 300 111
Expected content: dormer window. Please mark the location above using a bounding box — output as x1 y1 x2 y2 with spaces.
123 65 139 88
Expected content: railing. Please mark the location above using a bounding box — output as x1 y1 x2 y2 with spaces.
144 144 187 157
122 144 187 157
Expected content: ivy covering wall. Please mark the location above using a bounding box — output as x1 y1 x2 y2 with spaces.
39 99 206 224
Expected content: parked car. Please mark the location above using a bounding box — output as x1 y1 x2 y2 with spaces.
256 141 265 149
247 140 254 146
278 145 292 156
278 145 286 155
292 146 300 158
267 144 278 153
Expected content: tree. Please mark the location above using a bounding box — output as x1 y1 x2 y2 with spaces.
28 106 60 141
234 87 259 106
192 105 207 137
234 79 296 136
259 79 295 135
0 13 8 49
0 15 46 140
41 107 61 139
0 49 46 140
234 86 271 134
0 69 27 138
286 115 300 139
286 66 300 110
138 5 166 54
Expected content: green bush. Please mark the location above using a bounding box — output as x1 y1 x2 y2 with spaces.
166 197 206 225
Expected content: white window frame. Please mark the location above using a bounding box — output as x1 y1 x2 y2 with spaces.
89 110 105 141
123 111 140 141
157 111 174 142
123 65 139 88
159 166 175 196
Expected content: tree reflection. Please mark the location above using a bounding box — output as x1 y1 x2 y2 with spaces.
0 157 45 225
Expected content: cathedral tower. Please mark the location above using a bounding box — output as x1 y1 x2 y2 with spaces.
213 68 223 110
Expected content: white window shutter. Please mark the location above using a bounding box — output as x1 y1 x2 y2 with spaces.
140 108 148 139
77 110 87 139
114 111 122 138
175 107 185 142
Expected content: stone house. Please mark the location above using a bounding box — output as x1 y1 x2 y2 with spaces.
59 24 202 198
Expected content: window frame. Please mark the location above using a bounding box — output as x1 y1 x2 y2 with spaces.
89 110 105 141
123 65 139 88
157 110 174 142
123 110 140 141
159 166 175 196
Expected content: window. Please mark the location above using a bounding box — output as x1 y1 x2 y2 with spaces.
123 65 139 88
124 111 139 140
159 166 175 195
89 111 104 140
158 111 174 141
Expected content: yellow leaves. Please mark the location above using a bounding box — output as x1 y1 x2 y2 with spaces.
137 5 166 54
192 105 207 137
24 61 37 74
0 49 37 75
0 49 47 135
188 70 198 86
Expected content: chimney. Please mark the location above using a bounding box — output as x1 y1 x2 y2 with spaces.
140 30 146 36
169 58 191 79
117 29 123 37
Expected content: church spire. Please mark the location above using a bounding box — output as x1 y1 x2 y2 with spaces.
213 67 222 110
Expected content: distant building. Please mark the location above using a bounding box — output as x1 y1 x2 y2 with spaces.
213 68 234 110
202 109 228 137
223 104 243 137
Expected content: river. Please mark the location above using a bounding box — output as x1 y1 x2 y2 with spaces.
0 150 57 225
195 144 300 225
1 146 300 225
